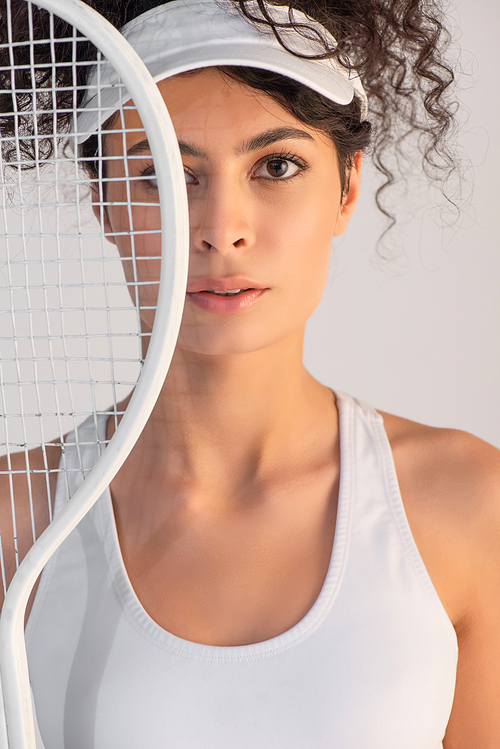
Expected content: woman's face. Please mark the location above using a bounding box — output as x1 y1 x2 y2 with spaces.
95 68 360 355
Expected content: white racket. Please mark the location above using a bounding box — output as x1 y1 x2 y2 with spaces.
0 0 189 746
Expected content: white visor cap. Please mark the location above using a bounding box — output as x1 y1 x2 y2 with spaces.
75 0 368 145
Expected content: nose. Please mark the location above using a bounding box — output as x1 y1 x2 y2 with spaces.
191 177 256 254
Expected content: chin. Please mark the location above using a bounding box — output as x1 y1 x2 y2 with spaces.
177 328 287 357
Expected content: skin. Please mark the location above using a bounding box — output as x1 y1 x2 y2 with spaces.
1 68 500 745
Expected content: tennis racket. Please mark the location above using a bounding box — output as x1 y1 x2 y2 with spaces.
0 0 189 746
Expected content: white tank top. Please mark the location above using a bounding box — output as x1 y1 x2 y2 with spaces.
24 391 458 749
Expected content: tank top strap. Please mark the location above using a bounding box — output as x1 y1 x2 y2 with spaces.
333 390 457 630
334 389 387 514
53 413 108 516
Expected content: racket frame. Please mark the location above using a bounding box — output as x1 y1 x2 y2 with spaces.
0 0 189 746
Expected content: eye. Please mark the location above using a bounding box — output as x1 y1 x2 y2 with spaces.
138 164 157 190
138 166 197 189
253 152 306 181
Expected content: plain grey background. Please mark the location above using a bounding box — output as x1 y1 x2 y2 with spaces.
0 0 497 453
304 0 500 448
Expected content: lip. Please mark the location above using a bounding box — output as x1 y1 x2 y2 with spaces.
186 277 267 293
186 288 268 314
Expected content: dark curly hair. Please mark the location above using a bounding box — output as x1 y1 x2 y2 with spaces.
0 0 457 236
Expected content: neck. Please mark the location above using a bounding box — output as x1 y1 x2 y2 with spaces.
111 329 337 502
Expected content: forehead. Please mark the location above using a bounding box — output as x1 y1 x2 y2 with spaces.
104 68 329 155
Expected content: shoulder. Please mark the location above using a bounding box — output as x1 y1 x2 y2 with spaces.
0 445 62 606
378 409 500 626
379 410 500 516
379 410 500 503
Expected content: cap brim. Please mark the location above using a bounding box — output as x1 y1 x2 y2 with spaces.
76 43 367 144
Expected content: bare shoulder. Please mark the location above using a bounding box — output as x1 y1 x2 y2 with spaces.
378 411 500 743
379 409 500 513
0 445 62 607
378 409 500 625
379 409 500 497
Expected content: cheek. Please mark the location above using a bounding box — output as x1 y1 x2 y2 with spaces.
276 233 332 327
111 204 161 253
258 189 337 308
108 203 162 325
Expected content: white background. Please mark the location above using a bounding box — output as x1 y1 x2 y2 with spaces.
304 0 500 448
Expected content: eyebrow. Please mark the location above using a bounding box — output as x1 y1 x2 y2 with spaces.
235 127 315 156
126 127 315 160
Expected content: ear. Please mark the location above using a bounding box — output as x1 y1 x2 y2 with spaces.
91 185 116 245
333 151 362 237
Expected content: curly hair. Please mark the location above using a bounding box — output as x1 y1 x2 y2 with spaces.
0 0 457 233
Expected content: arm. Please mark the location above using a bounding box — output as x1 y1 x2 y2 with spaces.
381 413 500 746
441 436 500 747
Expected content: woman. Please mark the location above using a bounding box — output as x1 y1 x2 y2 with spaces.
1 0 500 747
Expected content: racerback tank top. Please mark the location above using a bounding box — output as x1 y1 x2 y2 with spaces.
24 391 458 748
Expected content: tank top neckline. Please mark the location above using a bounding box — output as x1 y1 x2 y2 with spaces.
94 389 370 662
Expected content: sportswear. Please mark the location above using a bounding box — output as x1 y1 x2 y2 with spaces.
25 391 458 748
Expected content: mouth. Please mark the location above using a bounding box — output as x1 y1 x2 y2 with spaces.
186 277 267 294
186 287 267 313
199 288 251 296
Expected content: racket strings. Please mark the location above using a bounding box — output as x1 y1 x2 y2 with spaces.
0 1 161 596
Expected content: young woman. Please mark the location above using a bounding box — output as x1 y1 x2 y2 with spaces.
1 0 500 747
